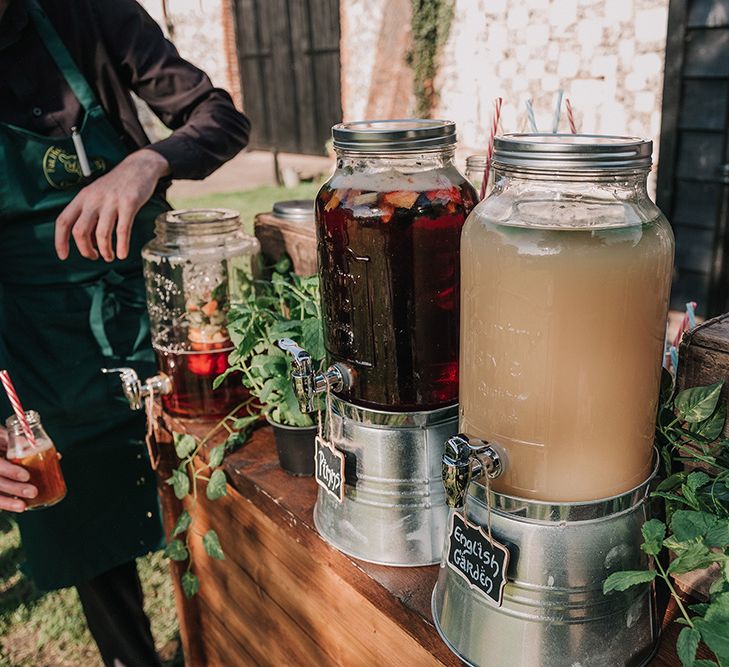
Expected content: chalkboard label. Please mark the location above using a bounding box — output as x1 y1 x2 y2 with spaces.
446 511 510 607
314 436 345 503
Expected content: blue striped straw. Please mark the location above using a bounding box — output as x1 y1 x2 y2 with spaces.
552 90 564 133
686 301 697 329
526 99 538 133
670 346 679 372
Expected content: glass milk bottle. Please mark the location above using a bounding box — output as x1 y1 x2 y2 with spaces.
6 411 66 509
460 135 674 502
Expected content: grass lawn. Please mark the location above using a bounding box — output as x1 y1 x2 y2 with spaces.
171 181 321 233
0 183 318 667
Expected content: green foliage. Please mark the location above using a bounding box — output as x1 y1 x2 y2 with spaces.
606 378 729 664
225 268 325 427
206 469 227 501
203 530 225 560
603 569 657 593
181 572 199 599
171 510 192 537
407 0 455 117
163 539 188 562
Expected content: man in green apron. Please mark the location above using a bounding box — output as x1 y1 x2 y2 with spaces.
0 0 250 664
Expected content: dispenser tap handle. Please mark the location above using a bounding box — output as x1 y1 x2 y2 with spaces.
102 367 172 411
277 339 352 414
442 433 505 509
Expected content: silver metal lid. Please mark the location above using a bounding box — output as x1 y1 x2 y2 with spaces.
272 199 315 222
332 119 457 152
493 133 653 170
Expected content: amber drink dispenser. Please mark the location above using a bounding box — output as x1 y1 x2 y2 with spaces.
105 209 259 419
281 120 477 565
432 135 674 666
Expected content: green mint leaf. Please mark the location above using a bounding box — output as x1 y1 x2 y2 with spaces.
675 382 724 423
206 469 227 500
232 415 259 432
172 510 192 537
661 367 675 405
652 491 694 507
166 469 190 500
208 445 225 468
181 571 199 598
687 471 713 494
657 472 687 493
691 661 719 667
705 519 729 549
213 368 234 390
693 593 729 661
603 569 656 594
677 626 701 667
671 510 717 542
163 539 188 561
174 433 197 459
667 540 722 575
690 603 711 616
203 529 225 560
641 519 667 556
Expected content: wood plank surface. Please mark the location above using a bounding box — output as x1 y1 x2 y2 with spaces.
156 412 699 666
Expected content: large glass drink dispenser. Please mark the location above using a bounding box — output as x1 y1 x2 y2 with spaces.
282 120 477 565
433 135 674 666
107 209 259 418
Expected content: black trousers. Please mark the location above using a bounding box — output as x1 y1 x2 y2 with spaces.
76 560 162 667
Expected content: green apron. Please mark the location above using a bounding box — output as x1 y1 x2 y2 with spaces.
0 0 166 590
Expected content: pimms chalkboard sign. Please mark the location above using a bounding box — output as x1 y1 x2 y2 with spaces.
446 511 510 607
315 436 344 503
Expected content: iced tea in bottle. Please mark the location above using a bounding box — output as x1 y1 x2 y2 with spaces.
6 411 66 509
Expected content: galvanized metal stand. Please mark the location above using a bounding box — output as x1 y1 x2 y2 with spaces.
313 398 456 566
432 466 660 667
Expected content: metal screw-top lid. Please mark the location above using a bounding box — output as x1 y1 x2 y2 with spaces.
155 208 241 235
272 200 315 222
332 119 457 152
493 134 653 170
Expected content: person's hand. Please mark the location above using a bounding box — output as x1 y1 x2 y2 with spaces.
0 427 36 512
55 148 171 262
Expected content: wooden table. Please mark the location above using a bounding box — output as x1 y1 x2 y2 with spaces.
153 417 705 666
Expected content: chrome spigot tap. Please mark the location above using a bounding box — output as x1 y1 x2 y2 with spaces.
277 338 352 413
102 367 173 410
442 434 505 509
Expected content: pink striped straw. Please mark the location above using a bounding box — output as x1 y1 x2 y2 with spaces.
0 370 36 446
565 98 577 134
480 97 503 200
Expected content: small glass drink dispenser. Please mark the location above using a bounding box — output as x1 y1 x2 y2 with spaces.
281 119 477 565
107 209 259 418
432 135 674 665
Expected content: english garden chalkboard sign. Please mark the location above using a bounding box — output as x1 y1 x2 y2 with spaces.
446 511 510 607
315 435 345 503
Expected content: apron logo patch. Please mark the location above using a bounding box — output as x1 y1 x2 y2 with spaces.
43 146 107 189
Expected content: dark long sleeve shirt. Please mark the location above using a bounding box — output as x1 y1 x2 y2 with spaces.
0 0 250 181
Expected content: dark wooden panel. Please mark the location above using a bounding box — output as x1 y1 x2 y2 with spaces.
676 130 726 180
233 0 341 154
674 225 716 270
672 180 721 228
679 79 729 130
688 0 729 27
671 268 711 310
684 28 729 77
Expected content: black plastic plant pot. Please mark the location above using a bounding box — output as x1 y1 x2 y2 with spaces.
268 418 317 477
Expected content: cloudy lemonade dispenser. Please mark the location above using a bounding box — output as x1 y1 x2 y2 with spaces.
432 135 674 665
281 120 477 565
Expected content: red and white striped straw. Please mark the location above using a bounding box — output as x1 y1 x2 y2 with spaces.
480 96 503 200
565 98 577 134
0 370 36 446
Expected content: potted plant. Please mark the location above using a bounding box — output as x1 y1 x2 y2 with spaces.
218 262 324 475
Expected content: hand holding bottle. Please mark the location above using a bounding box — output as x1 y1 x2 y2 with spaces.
0 426 38 512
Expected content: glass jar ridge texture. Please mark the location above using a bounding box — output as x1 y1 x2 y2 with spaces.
317 120 478 411
6 411 66 509
142 209 260 417
459 134 675 502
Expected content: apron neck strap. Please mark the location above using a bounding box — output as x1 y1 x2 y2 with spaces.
25 0 99 114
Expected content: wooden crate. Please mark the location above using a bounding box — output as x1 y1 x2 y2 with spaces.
254 211 318 276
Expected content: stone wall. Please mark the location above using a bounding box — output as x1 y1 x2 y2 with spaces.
435 0 669 160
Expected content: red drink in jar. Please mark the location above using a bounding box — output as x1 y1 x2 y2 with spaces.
317 121 477 411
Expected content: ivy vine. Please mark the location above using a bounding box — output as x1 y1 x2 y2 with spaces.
407 0 455 118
